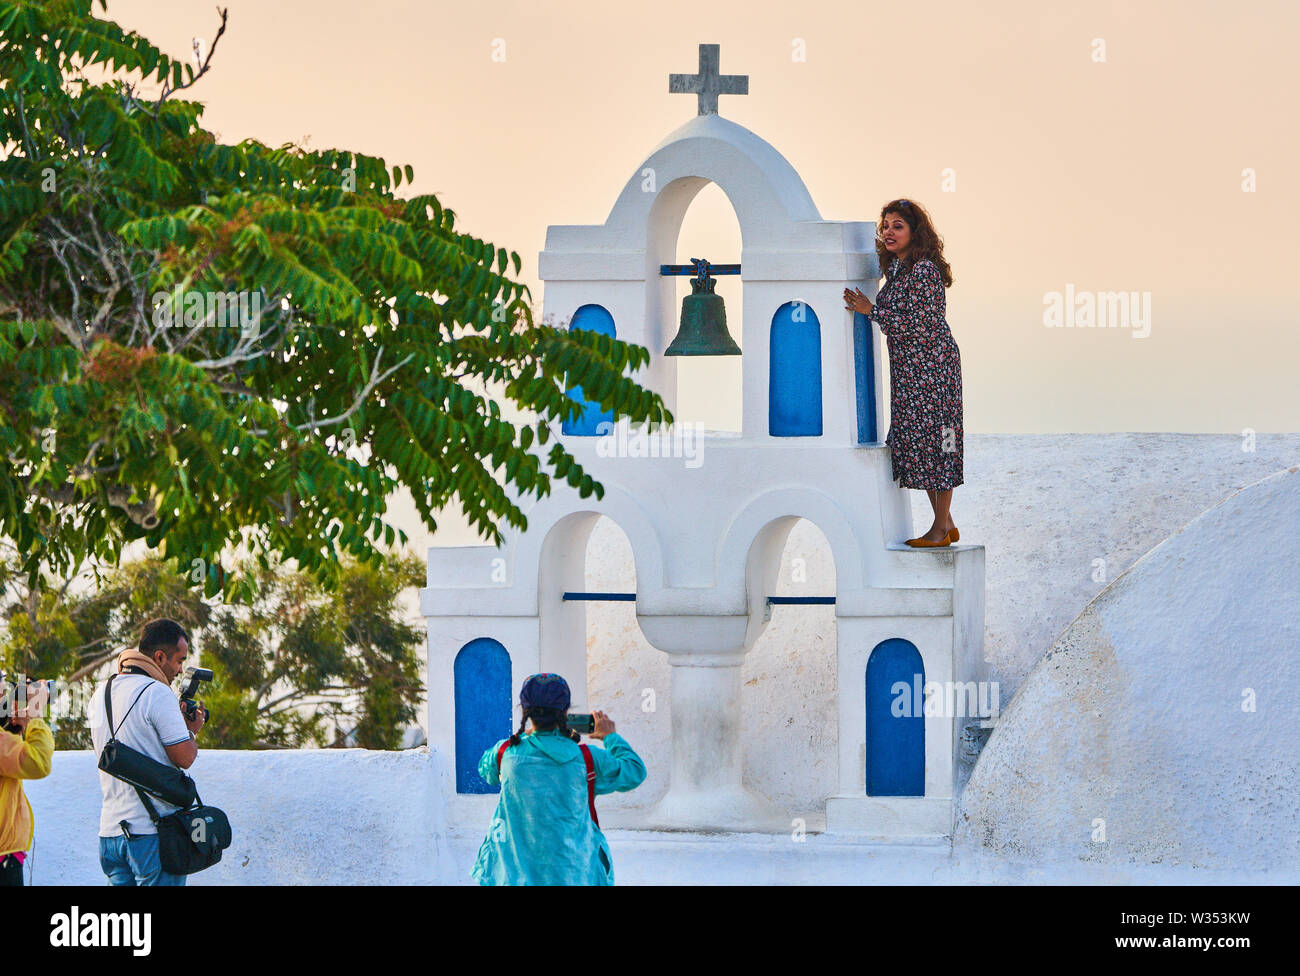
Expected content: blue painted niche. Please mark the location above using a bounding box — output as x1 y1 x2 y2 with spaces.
562 304 617 436
853 311 878 443
864 638 925 796
768 301 823 436
453 638 513 794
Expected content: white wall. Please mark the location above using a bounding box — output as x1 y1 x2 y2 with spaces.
955 462 1300 869
24 749 454 886
27 742 1298 885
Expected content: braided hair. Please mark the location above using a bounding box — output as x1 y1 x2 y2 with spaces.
507 705 581 746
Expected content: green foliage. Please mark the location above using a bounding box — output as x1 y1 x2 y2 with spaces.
0 0 671 601
0 542 212 674
1 547 427 749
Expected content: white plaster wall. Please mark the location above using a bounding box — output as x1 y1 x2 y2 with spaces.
26 745 1297 885
24 749 452 885
954 462 1300 869
961 433 1300 701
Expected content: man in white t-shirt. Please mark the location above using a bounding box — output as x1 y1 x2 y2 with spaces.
89 618 206 886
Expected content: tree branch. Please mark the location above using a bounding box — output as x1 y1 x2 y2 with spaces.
153 8 230 112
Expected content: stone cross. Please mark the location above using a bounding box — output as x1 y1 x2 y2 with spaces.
669 43 748 116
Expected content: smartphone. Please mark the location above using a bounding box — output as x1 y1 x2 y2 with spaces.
567 713 595 734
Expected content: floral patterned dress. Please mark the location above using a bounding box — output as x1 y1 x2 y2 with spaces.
866 256 964 490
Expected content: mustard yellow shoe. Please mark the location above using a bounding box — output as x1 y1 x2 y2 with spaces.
949 527 959 542
905 530 953 548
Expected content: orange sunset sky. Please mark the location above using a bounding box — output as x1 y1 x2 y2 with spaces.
105 0 1298 449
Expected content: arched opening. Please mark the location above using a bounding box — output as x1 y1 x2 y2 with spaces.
535 512 666 819
865 638 925 796
743 516 838 826
453 637 513 794
562 304 617 436
582 516 667 817
671 182 742 432
769 300 823 436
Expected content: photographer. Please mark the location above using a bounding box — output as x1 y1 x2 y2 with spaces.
89 618 205 886
472 672 646 886
0 678 52 886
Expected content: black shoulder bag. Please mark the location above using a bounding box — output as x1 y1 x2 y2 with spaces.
133 784 232 876
97 673 232 875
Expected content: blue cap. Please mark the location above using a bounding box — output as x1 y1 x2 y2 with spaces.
519 673 571 711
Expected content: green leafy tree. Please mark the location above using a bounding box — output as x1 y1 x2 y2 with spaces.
0 540 213 746
0 0 670 605
1 548 426 749
199 550 426 749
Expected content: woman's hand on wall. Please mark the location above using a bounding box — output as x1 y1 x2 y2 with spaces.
843 287 873 315
590 710 616 740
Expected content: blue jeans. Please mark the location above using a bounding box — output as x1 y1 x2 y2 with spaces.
99 834 186 886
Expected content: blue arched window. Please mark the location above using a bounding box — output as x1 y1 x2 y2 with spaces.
453 638 513 794
865 638 925 796
769 301 822 436
562 304 617 436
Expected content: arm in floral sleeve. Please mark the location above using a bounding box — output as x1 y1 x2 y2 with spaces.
869 260 946 340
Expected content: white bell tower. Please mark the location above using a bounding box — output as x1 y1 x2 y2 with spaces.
423 44 988 837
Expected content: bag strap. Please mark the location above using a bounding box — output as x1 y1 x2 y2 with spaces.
104 673 114 730
579 744 599 828
104 673 151 743
494 737 599 827
132 784 163 824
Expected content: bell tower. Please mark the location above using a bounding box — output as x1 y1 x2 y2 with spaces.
423 44 989 839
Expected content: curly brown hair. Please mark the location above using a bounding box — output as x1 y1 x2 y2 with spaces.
876 199 953 288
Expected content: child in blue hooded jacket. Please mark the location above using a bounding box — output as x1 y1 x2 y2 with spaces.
472 673 647 885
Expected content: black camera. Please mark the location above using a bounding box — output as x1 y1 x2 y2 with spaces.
178 666 213 722
566 712 595 734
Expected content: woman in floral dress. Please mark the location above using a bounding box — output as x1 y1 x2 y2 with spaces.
844 198 963 548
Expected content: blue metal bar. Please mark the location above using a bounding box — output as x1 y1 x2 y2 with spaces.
562 593 837 606
659 263 741 276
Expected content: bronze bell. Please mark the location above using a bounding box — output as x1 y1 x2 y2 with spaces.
664 262 742 356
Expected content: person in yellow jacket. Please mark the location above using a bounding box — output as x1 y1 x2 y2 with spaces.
0 678 53 886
